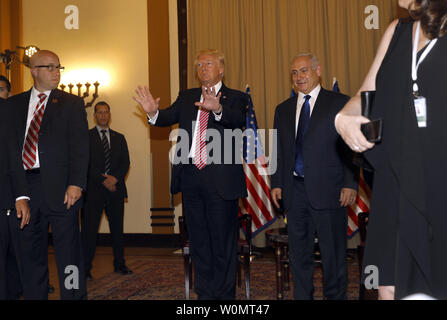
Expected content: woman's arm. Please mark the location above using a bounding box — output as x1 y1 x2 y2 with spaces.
335 19 400 152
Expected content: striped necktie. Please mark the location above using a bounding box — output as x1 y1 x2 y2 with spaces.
194 109 210 170
101 129 111 174
23 93 47 170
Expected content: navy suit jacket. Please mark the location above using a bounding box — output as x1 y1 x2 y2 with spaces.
271 88 358 211
8 89 89 212
86 128 130 198
152 83 249 200
0 99 28 210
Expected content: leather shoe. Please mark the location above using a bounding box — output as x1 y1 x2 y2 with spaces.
114 265 133 275
86 271 93 281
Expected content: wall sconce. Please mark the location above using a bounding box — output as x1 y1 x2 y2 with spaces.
59 81 100 108
0 45 40 81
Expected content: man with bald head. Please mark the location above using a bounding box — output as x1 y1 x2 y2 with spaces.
7 50 89 300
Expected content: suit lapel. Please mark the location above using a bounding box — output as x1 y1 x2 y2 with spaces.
219 84 229 105
18 90 32 141
286 96 298 149
109 129 118 152
40 89 60 132
306 88 328 138
92 128 102 149
189 88 202 125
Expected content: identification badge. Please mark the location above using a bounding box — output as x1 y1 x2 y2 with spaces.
414 96 427 128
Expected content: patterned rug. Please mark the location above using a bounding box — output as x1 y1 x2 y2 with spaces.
87 253 372 300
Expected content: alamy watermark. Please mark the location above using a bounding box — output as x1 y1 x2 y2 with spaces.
168 125 278 175
364 265 379 290
64 265 79 290
365 5 379 30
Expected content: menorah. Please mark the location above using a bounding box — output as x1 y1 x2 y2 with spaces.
59 81 100 108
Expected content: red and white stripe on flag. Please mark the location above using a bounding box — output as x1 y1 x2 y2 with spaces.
239 157 276 237
347 169 371 237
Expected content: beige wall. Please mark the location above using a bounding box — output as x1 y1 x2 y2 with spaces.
22 0 152 233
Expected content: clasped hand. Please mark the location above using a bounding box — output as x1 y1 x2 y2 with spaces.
102 174 117 192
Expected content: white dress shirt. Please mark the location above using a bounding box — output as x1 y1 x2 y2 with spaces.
295 84 321 137
97 126 110 147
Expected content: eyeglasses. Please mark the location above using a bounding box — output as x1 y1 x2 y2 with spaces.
33 64 65 72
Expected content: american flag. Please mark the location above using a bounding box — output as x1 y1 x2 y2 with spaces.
238 86 276 236
332 78 371 237
347 170 372 237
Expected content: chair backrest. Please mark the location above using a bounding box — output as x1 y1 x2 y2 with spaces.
358 212 369 245
238 214 253 251
178 215 188 245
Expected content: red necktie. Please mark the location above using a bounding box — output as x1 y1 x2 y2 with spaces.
23 93 47 170
194 109 210 170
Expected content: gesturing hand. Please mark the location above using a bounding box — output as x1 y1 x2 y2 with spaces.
194 86 222 113
133 85 160 118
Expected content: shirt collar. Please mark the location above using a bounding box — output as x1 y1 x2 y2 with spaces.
214 81 223 94
297 84 321 102
202 81 223 95
96 125 109 133
31 87 52 100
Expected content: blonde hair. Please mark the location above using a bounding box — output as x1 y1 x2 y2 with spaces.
195 49 225 67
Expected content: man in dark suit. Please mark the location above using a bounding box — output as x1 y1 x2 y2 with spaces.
82 101 131 280
134 49 248 299
0 75 11 100
271 53 358 300
0 97 30 300
7 50 89 300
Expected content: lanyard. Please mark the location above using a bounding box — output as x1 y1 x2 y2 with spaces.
412 21 438 96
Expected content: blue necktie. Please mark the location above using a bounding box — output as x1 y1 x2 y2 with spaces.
294 95 311 177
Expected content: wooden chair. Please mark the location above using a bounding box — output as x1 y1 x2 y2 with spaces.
178 215 193 300
178 213 253 300
237 213 253 299
357 211 369 300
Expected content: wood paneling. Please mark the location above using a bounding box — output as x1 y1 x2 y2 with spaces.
147 0 174 234
0 0 23 94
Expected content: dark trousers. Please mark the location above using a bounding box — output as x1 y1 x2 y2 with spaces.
0 210 22 300
81 187 125 272
287 177 347 300
181 165 239 300
18 172 86 300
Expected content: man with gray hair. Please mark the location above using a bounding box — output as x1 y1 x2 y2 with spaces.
271 53 358 300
